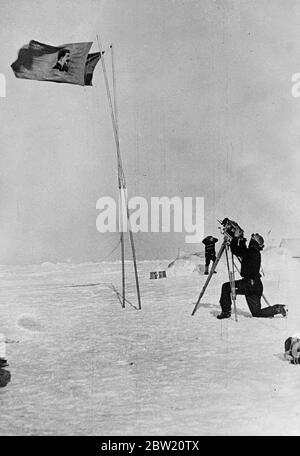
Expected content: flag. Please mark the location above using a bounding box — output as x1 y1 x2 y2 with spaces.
11 40 102 86
84 52 102 86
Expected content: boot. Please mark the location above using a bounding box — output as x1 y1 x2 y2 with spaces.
217 311 231 320
274 304 287 317
0 358 8 368
204 265 209 275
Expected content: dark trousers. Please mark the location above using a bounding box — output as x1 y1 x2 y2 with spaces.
205 253 216 267
220 278 278 317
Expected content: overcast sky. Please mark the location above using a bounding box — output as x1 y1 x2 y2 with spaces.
1 0 300 264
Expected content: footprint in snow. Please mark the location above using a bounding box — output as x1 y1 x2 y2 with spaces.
17 316 43 332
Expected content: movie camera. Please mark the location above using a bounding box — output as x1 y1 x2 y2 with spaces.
218 217 245 243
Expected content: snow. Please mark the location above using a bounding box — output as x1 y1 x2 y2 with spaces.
280 238 300 258
0 249 300 436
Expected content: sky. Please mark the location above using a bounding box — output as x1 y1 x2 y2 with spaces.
1 0 300 264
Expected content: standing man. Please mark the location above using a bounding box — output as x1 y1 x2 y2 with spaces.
217 233 286 319
202 235 218 275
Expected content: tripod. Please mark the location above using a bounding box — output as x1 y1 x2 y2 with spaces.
191 237 238 321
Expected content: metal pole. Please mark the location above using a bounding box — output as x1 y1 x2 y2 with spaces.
192 241 226 316
228 247 238 322
110 43 125 308
97 35 141 309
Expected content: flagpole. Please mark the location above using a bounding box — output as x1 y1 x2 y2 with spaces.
97 35 141 310
109 42 141 311
110 43 126 309
110 44 118 135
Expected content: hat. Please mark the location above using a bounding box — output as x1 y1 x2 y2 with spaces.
251 233 264 249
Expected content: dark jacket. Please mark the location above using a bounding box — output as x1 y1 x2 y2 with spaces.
230 238 261 280
202 236 218 256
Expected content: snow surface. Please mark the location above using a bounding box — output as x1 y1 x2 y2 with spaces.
0 248 300 436
280 239 300 258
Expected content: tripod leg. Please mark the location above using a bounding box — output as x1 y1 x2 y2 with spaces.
192 242 226 316
224 246 238 321
261 294 271 307
230 250 238 322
